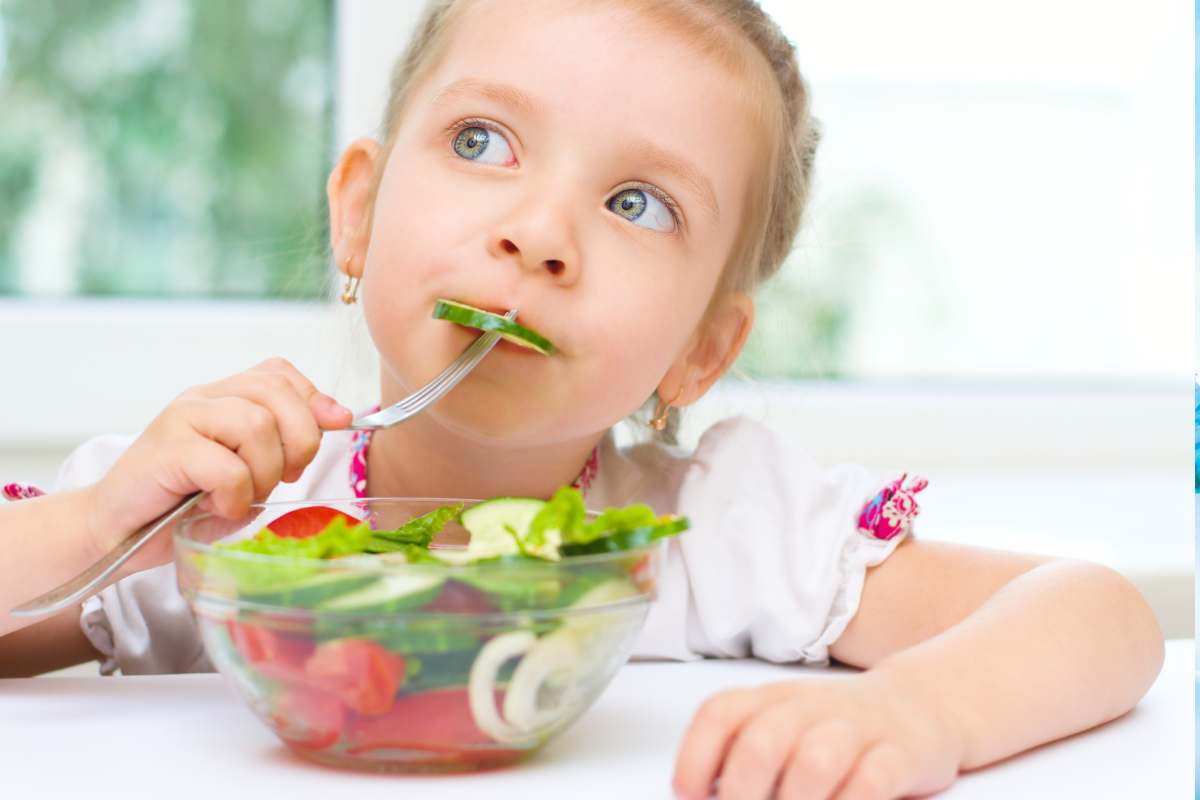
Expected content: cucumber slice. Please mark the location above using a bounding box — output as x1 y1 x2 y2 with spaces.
433 299 556 355
239 571 377 608
316 573 445 615
324 618 482 655
560 578 640 615
461 497 558 560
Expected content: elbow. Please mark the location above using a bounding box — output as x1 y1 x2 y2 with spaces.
1075 560 1166 690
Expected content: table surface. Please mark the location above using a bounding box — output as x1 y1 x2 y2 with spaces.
2 640 1193 798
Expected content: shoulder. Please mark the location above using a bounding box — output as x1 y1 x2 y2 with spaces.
52 432 139 493
614 415 782 473
638 415 858 499
595 415 856 514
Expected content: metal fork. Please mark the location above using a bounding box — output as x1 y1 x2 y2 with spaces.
9 309 517 618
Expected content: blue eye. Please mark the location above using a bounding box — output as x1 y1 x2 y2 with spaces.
452 125 515 166
607 188 676 232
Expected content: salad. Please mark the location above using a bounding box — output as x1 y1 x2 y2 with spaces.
191 487 689 768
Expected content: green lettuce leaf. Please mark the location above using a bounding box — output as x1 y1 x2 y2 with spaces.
575 504 659 545
526 486 586 548
369 502 464 548
560 516 690 555
216 515 374 559
524 485 684 554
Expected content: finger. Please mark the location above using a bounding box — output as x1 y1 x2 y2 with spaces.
186 397 285 503
776 718 862 800
205 372 323 483
717 704 806 800
673 688 768 800
249 357 352 430
832 741 915 800
171 436 255 520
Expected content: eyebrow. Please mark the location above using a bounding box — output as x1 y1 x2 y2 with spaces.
430 78 539 117
430 77 720 224
629 138 720 224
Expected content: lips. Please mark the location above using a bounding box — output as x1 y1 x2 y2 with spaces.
447 298 562 355
473 302 519 319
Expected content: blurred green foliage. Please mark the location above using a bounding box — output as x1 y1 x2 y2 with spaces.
0 0 878 379
735 187 910 380
0 0 332 297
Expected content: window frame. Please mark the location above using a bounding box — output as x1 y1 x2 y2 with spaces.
0 1 1187 474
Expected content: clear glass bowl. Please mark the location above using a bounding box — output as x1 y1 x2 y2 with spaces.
174 497 662 773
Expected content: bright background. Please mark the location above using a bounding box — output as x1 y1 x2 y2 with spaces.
0 1 1193 637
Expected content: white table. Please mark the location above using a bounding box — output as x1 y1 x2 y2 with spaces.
2 641 1193 798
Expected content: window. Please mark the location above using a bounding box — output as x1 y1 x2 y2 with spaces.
736 0 1190 382
1 1 1188 475
0 0 333 298
0 0 1188 642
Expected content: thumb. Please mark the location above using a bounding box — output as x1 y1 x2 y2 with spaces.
312 393 353 430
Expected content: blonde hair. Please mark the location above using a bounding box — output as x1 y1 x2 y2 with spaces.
373 0 819 447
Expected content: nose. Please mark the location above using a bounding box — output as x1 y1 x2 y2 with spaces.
487 196 581 284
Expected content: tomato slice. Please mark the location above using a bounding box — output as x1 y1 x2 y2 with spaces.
227 620 314 667
630 553 654 593
304 638 407 716
227 619 316 685
270 687 346 750
345 687 503 754
266 505 360 539
422 580 499 614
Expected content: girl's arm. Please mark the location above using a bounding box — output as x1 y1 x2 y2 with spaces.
0 488 113 640
833 540 1164 767
0 357 349 675
0 606 100 677
673 540 1165 799
0 489 112 677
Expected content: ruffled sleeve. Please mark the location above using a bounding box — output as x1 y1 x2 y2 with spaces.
40 434 137 674
48 429 358 675
49 434 221 674
631 416 924 665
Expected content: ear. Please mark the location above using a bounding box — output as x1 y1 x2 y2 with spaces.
327 137 384 279
660 292 755 406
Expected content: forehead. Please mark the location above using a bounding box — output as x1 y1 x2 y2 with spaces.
416 0 769 207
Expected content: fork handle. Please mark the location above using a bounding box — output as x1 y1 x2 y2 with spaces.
8 491 206 617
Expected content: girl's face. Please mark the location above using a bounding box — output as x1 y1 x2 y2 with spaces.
348 0 760 445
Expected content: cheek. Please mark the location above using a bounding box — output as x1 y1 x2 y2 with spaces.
566 285 696 421
357 154 475 362
367 157 457 281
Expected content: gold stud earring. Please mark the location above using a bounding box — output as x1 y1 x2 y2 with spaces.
650 387 684 431
340 256 360 305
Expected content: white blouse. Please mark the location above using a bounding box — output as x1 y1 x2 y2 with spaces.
40 416 913 675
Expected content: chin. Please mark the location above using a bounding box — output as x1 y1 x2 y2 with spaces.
428 398 541 443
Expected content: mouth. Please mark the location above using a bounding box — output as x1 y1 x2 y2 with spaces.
493 337 541 355
449 298 561 355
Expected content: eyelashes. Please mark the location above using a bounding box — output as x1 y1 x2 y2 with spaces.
606 186 679 233
444 117 683 233
450 120 516 166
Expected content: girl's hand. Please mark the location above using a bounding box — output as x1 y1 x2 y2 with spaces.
83 357 352 575
672 669 963 800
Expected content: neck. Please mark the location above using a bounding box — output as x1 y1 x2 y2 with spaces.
364 400 604 503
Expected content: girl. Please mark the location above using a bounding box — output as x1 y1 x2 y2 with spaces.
0 1 1164 798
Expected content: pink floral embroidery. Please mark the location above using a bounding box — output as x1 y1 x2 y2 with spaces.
346 405 599 499
2 482 46 501
573 446 599 493
349 429 371 500
857 473 927 541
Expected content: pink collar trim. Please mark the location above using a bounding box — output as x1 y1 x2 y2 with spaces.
348 411 599 500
